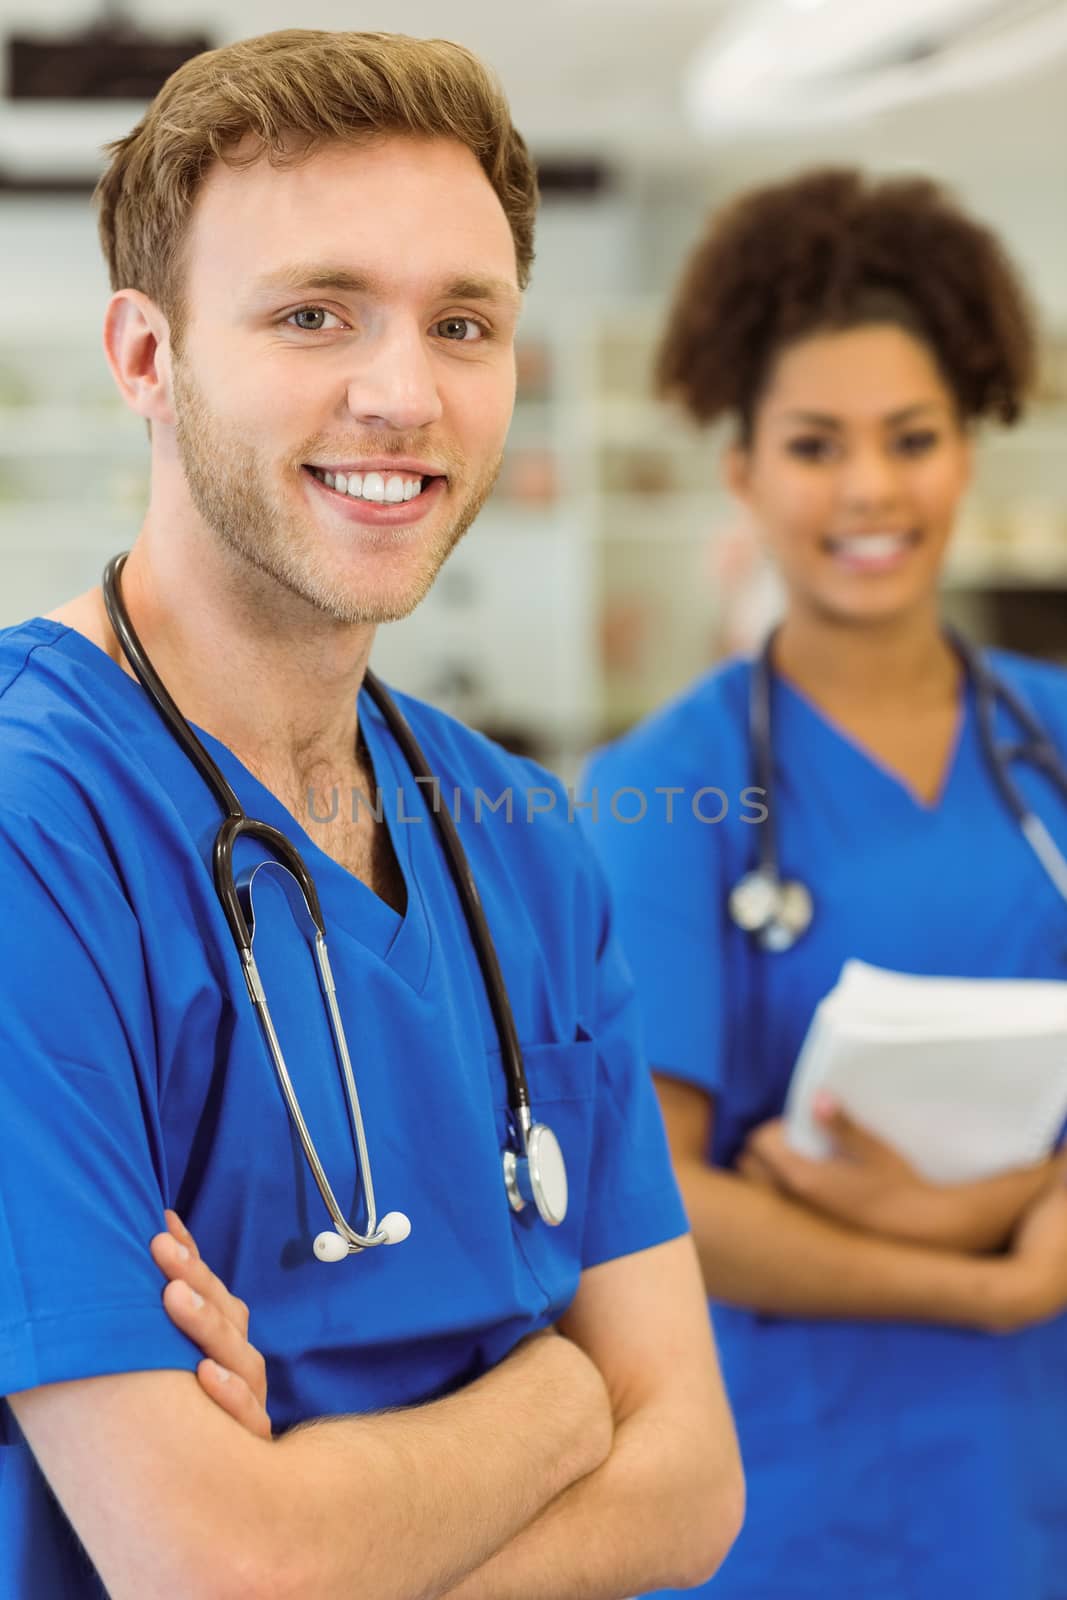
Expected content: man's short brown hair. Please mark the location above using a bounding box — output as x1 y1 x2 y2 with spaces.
94 29 538 350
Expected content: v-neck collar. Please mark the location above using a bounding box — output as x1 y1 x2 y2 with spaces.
42 619 434 992
771 664 973 816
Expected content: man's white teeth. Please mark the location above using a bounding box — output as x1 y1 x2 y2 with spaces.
316 468 424 502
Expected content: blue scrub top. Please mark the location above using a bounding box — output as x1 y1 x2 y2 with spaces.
0 618 686 1599
582 647 1067 1600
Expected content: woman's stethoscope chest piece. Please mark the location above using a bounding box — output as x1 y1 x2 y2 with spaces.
729 867 814 953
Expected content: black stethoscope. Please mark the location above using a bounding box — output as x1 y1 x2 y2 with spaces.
102 553 568 1262
729 626 1067 953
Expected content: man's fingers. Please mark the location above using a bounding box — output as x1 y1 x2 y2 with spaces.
196 1358 272 1441
164 1209 199 1261
151 1220 272 1437
162 1277 268 1408
150 1230 251 1337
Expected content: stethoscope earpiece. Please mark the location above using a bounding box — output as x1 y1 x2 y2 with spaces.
728 869 782 935
314 1209 413 1261
313 1231 350 1263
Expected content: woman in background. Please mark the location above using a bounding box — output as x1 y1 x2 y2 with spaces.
583 168 1067 1598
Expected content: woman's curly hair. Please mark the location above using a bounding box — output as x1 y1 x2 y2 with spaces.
656 167 1037 439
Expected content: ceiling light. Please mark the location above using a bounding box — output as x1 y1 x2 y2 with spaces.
684 0 1067 133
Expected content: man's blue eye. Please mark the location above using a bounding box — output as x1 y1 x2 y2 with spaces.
288 308 337 332
436 317 481 342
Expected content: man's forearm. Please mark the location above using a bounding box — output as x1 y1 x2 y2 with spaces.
12 1330 613 1600
269 1329 614 1600
440 1238 746 1600
440 1391 741 1600
683 1160 1007 1328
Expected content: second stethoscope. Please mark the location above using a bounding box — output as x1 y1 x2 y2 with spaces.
102 553 568 1263
729 627 1067 954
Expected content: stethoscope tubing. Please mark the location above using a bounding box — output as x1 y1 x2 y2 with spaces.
743 624 1067 942
101 553 534 1126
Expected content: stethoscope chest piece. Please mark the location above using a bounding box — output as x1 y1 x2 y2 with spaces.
504 1121 569 1226
728 637 817 955
728 868 781 934
729 867 814 953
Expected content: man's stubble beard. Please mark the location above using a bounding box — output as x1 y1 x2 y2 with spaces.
171 356 504 625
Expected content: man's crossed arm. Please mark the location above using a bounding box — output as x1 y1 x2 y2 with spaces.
10 1216 743 1600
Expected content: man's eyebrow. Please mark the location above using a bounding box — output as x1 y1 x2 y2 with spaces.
247 263 522 310
779 402 945 429
442 276 523 311
249 264 376 295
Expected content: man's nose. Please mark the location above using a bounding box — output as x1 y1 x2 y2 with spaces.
343 318 444 432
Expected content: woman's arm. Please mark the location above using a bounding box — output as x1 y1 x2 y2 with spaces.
658 1074 1067 1332
739 1097 1056 1254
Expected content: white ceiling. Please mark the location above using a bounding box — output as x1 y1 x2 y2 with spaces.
1 0 1066 177
0 0 732 159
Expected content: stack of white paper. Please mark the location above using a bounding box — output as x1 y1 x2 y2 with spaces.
783 961 1067 1183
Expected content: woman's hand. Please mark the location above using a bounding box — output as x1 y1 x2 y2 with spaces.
986 1153 1067 1332
738 1098 930 1239
738 1095 1054 1253
150 1209 272 1439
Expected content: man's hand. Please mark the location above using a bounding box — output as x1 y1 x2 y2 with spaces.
150 1221 609 1468
150 1210 272 1439
738 1096 1057 1254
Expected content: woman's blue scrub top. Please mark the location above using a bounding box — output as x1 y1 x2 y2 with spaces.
0 619 686 1599
582 647 1067 1600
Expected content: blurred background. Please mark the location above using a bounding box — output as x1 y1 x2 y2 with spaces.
2 0 1066 775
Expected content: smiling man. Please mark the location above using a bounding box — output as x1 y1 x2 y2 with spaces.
0 29 741 1600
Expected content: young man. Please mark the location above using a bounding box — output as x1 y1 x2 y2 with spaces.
0 29 742 1600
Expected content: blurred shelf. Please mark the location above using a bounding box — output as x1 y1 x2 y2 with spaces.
476 502 577 531
0 408 144 454
943 545 1067 588
982 409 1067 451
510 398 556 423
590 397 718 450
0 506 134 546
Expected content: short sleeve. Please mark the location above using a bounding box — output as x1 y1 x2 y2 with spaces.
578 749 727 1099
0 811 199 1417
578 848 689 1270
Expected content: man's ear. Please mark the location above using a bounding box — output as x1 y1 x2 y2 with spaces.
102 289 177 429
